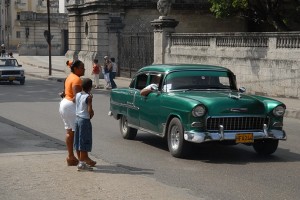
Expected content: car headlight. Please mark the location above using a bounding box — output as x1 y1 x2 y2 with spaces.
273 105 285 117
20 70 24 76
192 105 206 117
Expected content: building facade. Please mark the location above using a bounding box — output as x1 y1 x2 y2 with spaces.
65 0 248 77
0 0 65 54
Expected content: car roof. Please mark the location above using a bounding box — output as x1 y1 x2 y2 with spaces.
137 64 233 74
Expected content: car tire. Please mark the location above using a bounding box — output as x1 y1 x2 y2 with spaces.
119 115 137 140
253 140 279 155
167 117 190 158
20 79 25 85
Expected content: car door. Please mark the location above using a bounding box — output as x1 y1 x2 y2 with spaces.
127 74 147 127
139 73 163 134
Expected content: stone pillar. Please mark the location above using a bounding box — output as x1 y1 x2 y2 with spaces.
151 17 178 64
107 14 124 63
65 14 81 61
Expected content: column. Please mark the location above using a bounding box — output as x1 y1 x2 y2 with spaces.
151 17 178 64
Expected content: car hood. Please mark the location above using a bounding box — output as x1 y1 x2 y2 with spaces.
172 90 279 116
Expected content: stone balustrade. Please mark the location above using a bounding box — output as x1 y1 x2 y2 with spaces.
161 32 300 98
170 32 300 48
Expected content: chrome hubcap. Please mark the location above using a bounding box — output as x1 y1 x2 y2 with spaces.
122 117 128 133
170 125 180 150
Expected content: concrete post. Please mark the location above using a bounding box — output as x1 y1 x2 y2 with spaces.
151 17 178 64
65 14 81 61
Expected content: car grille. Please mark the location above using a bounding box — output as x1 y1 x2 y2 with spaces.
206 117 269 131
2 71 21 75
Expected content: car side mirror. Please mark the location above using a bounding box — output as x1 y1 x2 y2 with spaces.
239 87 246 93
18 64 22 67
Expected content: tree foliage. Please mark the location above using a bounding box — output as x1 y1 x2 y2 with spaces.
208 0 300 31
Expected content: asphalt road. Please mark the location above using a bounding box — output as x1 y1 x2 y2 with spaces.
1 77 300 200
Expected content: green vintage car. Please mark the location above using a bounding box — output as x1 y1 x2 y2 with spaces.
109 64 286 158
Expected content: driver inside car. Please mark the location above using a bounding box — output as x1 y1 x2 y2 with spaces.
140 74 161 96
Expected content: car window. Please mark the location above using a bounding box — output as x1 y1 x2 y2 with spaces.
149 73 163 90
0 59 17 67
129 77 136 88
135 74 148 90
164 70 236 91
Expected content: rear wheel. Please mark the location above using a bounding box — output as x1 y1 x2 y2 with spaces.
119 115 137 140
253 140 279 155
167 118 190 158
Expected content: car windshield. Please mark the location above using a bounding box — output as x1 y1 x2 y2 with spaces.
0 59 19 67
163 70 237 92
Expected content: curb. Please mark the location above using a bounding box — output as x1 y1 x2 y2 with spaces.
26 72 65 82
285 109 300 120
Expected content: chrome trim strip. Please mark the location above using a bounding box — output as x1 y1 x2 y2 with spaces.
273 122 283 128
111 100 139 110
219 125 224 140
184 129 286 143
191 122 203 127
128 123 164 137
263 124 268 137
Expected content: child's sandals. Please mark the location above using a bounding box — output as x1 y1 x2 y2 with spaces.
85 159 97 167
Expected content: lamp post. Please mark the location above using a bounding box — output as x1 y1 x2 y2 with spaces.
5 0 10 52
47 0 52 76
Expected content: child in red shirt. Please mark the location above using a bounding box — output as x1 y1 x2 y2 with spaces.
92 59 100 88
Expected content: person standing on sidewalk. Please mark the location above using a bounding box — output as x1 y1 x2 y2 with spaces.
74 78 96 171
110 57 118 89
1 44 6 57
91 59 100 89
59 60 85 166
103 56 112 89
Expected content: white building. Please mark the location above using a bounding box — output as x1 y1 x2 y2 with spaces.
0 0 60 51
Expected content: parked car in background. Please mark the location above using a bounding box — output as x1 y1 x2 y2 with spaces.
109 64 286 158
0 58 25 85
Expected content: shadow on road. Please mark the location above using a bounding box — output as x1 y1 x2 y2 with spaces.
134 132 300 164
0 116 65 154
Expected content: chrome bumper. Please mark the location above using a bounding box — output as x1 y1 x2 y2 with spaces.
184 127 286 143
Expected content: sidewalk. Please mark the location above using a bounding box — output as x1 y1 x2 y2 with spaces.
0 119 200 200
15 54 300 120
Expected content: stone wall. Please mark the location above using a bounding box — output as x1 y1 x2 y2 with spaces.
161 32 300 98
65 0 248 79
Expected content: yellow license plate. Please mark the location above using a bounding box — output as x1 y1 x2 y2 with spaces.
235 133 254 143
9 77 15 80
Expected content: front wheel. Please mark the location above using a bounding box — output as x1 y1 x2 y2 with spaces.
167 118 190 158
119 115 137 140
253 140 279 155
20 79 25 85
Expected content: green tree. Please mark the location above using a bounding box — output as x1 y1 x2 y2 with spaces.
208 0 300 31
